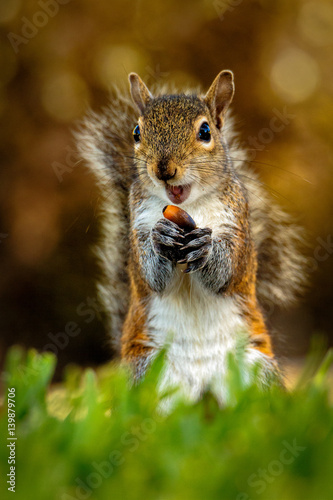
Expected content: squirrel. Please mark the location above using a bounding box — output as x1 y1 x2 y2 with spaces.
77 70 306 404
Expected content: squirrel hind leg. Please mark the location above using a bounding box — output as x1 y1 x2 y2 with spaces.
121 301 155 379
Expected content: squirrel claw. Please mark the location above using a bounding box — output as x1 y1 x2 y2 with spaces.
182 235 211 250
183 257 207 273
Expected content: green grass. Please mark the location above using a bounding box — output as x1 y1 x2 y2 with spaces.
0 346 333 500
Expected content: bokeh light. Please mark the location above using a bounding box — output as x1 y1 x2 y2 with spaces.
93 43 149 88
270 47 320 103
41 69 90 122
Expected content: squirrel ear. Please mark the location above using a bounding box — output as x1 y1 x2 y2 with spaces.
129 73 152 115
204 70 234 128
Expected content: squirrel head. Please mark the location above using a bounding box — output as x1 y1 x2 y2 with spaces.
129 71 234 205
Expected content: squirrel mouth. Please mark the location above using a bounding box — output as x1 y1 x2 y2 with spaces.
166 184 191 204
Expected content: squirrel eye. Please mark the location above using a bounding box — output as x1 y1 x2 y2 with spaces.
198 122 211 142
133 124 140 143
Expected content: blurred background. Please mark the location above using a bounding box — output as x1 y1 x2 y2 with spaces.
0 0 332 377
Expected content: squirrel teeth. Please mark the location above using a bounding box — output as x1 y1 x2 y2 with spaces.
166 184 191 204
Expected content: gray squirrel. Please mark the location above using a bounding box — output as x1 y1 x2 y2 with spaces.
77 70 306 403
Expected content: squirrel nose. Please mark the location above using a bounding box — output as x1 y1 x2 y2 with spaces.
155 159 177 182
157 169 177 182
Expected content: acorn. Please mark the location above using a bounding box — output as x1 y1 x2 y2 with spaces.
163 205 196 231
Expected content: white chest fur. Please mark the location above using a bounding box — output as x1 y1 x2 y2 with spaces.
135 193 268 404
148 290 248 403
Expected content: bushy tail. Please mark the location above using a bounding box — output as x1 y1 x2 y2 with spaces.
75 92 137 352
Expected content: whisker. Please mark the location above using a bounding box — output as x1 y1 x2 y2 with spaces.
238 173 294 205
229 156 312 184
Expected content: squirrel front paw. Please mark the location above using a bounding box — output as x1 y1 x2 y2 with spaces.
178 228 213 273
151 218 185 262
